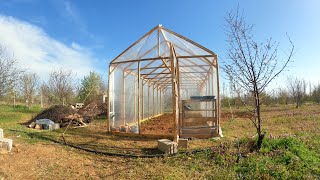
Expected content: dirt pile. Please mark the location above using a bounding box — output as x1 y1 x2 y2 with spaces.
29 105 76 123
78 100 107 118
27 105 87 127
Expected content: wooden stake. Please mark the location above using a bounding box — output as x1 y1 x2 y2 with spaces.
138 61 141 134
170 43 179 142
215 55 221 135
134 75 137 122
107 67 112 133
148 81 150 119
142 79 144 119
122 71 126 125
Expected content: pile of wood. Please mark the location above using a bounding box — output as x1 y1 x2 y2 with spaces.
60 113 87 127
27 105 89 128
77 100 107 118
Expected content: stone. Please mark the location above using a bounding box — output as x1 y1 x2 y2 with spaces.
0 128 3 139
52 123 60 130
34 124 42 130
157 139 178 154
28 122 36 128
0 138 13 152
178 138 188 149
219 127 223 137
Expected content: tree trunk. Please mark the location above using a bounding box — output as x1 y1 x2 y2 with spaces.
255 88 264 150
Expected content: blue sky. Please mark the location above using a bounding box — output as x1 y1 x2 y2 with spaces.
0 0 319 90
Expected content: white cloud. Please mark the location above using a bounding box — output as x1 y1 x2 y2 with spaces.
0 14 100 81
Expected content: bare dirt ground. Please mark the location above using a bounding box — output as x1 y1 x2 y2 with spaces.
140 113 174 135
1 104 319 179
0 140 133 179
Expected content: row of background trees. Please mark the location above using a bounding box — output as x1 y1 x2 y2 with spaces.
0 45 106 108
221 76 320 108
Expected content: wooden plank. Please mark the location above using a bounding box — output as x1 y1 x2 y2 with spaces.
177 55 215 59
148 81 150 119
137 61 141 134
112 57 168 64
134 76 137 122
156 86 159 115
158 27 161 57
153 84 155 116
169 43 179 142
142 78 144 120
140 72 171 76
215 55 220 135
122 71 126 125
107 67 112 133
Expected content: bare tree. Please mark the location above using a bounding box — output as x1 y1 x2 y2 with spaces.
287 76 306 108
277 88 290 105
0 45 22 97
311 83 320 104
45 69 74 105
20 73 40 108
223 8 294 150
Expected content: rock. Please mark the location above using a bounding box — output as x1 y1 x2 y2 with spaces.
52 123 60 130
178 138 188 149
28 122 36 128
158 139 178 154
0 138 13 152
0 128 3 139
34 124 42 130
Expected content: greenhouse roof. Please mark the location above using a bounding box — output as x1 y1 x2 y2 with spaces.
110 25 218 90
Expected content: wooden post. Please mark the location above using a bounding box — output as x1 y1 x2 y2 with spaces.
134 76 137 122
158 26 161 57
148 82 150 119
160 89 162 114
122 71 126 125
215 55 220 136
206 80 208 117
138 61 141 134
107 65 112 133
157 86 159 115
142 79 144 119
170 43 179 142
152 84 156 116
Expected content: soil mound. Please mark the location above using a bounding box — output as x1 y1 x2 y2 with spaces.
27 105 77 125
78 100 107 118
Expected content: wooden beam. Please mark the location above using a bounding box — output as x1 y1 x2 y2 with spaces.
215 55 220 135
134 76 137 123
177 55 215 59
138 61 141 134
140 72 171 76
112 57 169 64
169 43 179 142
148 81 150 119
158 27 161 57
160 89 162 114
122 71 126 125
107 66 112 133
142 78 144 120
153 84 155 116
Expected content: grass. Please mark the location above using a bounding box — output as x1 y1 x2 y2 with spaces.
0 104 320 179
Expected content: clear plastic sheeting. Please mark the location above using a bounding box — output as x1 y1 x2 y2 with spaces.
108 25 220 137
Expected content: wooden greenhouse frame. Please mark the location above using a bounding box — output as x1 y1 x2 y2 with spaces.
107 25 220 140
